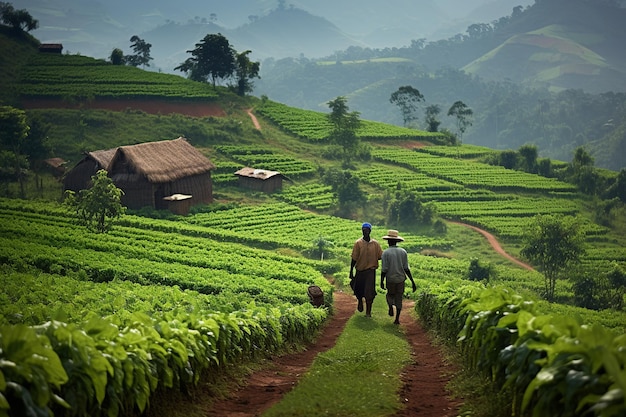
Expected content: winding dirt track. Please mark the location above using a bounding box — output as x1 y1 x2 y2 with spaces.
449 221 534 271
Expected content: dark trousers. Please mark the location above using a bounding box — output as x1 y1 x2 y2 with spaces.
354 269 377 302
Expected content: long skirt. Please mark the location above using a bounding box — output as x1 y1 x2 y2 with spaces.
353 269 377 302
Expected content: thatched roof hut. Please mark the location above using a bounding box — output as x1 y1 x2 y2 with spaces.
234 167 289 193
63 148 117 192
63 137 216 213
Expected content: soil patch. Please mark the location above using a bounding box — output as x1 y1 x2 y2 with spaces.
21 98 226 118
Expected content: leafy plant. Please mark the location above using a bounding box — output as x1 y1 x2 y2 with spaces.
64 169 125 233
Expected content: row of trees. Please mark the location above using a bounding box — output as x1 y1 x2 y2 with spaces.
109 36 153 68
108 32 261 96
388 85 473 143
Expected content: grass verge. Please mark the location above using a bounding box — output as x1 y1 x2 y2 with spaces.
263 300 412 417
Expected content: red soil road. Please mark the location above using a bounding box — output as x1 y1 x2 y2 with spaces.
449 221 535 271
205 290 462 417
21 98 227 118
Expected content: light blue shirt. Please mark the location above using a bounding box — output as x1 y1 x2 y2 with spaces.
381 246 409 284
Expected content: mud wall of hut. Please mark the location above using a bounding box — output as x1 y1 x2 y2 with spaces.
62 160 102 193
237 176 282 193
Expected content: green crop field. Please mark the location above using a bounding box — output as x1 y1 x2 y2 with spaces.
19 53 220 100
2 33 626 417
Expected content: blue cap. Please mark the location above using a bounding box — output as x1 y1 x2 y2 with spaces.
361 222 372 229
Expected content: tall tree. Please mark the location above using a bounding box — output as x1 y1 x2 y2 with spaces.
521 214 586 301
568 146 600 195
21 115 52 190
327 96 361 164
175 33 236 86
0 106 29 197
518 144 538 173
390 86 424 127
109 48 125 65
125 35 152 68
424 104 441 132
322 167 366 217
0 2 38 32
447 100 473 143
233 50 260 96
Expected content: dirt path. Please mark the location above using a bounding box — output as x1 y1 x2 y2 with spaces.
247 108 261 130
205 290 461 417
449 221 535 271
204 222 531 416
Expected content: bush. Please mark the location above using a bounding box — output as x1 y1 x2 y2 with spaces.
467 258 493 282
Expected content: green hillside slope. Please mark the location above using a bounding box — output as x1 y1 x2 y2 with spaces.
2 27 626 417
463 25 626 93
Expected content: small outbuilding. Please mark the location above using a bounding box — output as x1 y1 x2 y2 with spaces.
42 157 67 178
63 148 117 192
38 43 63 54
63 137 216 213
234 167 289 193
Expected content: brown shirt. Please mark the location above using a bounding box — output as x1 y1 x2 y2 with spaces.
351 238 383 271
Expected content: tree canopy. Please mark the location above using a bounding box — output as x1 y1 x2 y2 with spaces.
125 35 153 68
447 100 473 142
521 214 586 301
326 96 361 164
175 33 236 86
0 2 38 32
64 170 125 233
233 50 261 96
389 85 424 127
0 106 29 197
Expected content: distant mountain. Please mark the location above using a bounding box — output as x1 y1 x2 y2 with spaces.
22 0 533 66
462 0 626 92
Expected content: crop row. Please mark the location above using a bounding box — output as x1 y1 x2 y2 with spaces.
372 148 578 192
435 196 581 218
416 284 626 417
0 197 331 417
356 163 464 192
277 183 335 210
215 145 316 177
257 100 440 141
180 201 454 252
19 53 219 99
0 207 328 283
416 144 496 159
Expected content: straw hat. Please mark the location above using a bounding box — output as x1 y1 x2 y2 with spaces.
382 229 404 241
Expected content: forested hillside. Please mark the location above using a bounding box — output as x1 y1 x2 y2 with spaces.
254 0 626 171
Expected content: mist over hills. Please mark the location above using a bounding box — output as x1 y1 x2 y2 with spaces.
11 0 626 170
23 0 532 65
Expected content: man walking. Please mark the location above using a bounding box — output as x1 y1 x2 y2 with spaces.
380 229 416 324
349 222 383 317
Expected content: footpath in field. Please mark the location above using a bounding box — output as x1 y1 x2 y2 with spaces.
205 289 461 417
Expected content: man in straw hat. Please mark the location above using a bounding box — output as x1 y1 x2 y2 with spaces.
349 222 383 317
380 229 416 324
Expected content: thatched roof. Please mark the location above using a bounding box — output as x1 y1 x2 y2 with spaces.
109 137 215 183
87 148 117 169
234 167 283 180
43 158 66 169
